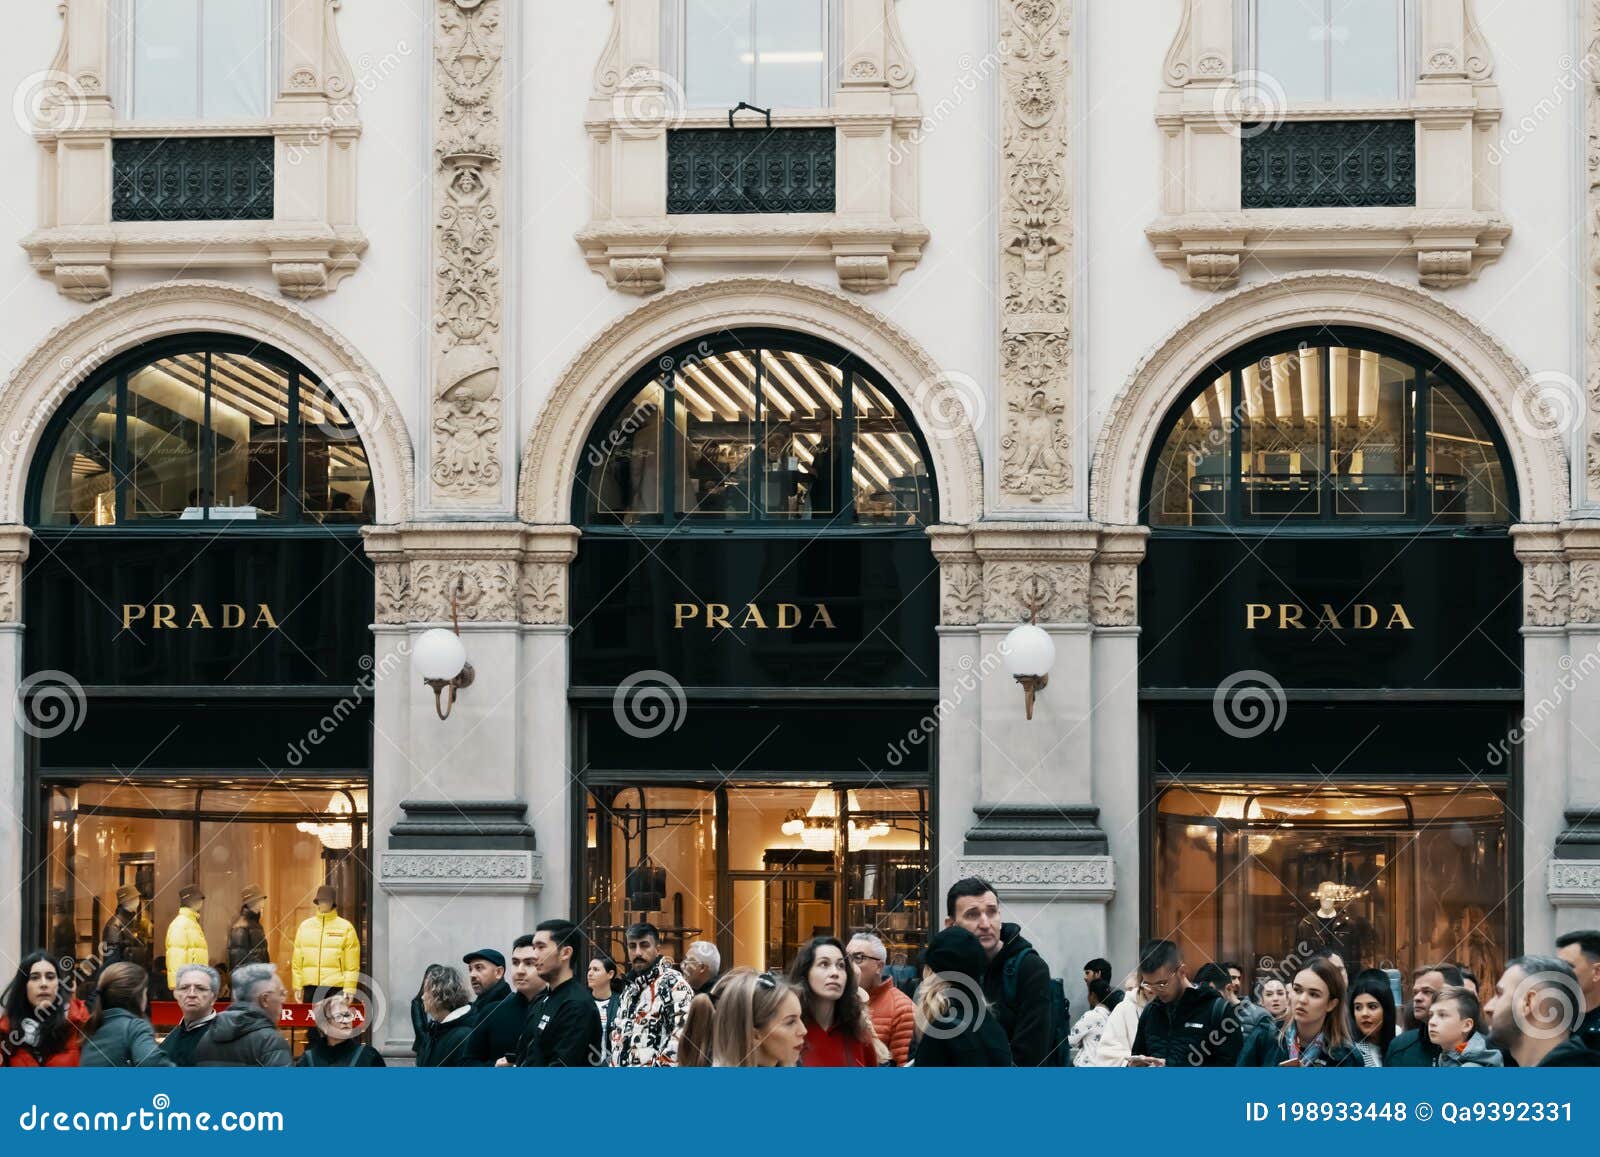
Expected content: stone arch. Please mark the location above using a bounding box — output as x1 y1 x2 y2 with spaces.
0 280 415 524
1091 272 1569 526
518 277 984 526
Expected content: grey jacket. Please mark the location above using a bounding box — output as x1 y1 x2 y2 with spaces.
191 1005 292 1067
1435 1032 1504 1068
79 1008 175 1067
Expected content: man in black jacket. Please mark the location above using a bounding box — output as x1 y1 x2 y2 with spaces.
1130 939 1241 1067
507 919 601 1067
1485 954 1600 1068
1385 963 1461 1066
463 947 509 1024
1555 929 1600 1053
945 876 1057 1066
465 936 545 1064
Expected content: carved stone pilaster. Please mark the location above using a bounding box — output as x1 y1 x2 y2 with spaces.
0 527 31 623
363 524 580 626
430 0 506 504
1584 0 1600 497
997 0 1073 507
1512 524 1570 628
928 525 981 627
1089 527 1149 628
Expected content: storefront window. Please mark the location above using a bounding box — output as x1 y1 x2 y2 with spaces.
1153 784 1507 983
34 341 374 527
1146 331 1513 528
579 335 933 528
42 779 368 994
585 784 930 974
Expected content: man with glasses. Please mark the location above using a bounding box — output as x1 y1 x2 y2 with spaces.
160 963 220 1066
849 931 915 1065
1129 939 1240 1067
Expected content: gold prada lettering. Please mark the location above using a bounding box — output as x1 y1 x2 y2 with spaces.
671 601 838 631
119 603 279 630
1243 602 1414 632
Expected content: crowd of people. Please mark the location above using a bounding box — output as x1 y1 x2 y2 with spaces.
4 876 1598 1070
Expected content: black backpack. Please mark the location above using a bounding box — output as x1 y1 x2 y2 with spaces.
1001 946 1072 1066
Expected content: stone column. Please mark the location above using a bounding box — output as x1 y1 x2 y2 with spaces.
0 528 29 964
364 523 552 1055
1538 524 1600 933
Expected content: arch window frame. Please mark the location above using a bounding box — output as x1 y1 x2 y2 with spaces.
575 329 937 536
27 334 373 533
1140 326 1518 533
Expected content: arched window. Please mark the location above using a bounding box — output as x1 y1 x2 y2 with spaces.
1144 329 1515 529
577 330 934 529
30 337 373 527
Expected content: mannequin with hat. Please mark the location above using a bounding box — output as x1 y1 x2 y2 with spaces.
164 885 209 992
101 885 151 971
291 885 360 1003
227 885 271 972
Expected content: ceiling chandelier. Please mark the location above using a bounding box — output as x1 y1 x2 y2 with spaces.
780 789 889 852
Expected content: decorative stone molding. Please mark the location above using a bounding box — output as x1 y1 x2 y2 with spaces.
1151 0 1507 289
429 0 507 507
0 528 31 624
1547 860 1600 906
518 277 984 526
927 522 1147 628
996 0 1073 507
954 854 1115 903
378 851 543 895
1091 273 1569 527
1588 0 1600 498
579 0 927 295
363 524 580 625
1508 523 1600 628
21 0 367 301
0 280 413 524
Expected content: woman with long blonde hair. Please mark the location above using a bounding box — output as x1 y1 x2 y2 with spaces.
708 969 806 1067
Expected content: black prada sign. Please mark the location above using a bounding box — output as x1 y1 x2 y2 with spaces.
570 537 938 689
26 535 373 686
1140 535 1521 692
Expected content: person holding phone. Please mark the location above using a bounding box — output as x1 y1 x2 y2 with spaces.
1128 939 1241 1067
1237 958 1364 1067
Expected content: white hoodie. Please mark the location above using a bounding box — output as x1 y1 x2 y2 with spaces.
1091 984 1150 1067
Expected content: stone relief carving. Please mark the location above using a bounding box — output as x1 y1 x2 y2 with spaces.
1524 560 1570 627
431 0 505 502
955 856 1114 894
519 562 567 626
1570 560 1600 624
998 0 1073 506
379 850 543 893
1547 860 1600 901
1089 563 1138 627
941 562 984 627
983 562 1090 624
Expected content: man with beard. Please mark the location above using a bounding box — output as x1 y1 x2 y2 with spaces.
466 940 543 1065
463 948 509 1018
608 922 695 1067
1483 955 1600 1067
1386 963 1462 1066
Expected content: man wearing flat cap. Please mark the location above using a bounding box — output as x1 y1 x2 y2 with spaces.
228 884 271 971
463 938 546 1065
102 885 151 970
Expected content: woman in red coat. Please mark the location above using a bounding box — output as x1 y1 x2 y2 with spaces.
787 936 878 1067
2 951 90 1067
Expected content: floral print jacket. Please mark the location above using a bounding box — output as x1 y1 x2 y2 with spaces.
609 959 695 1067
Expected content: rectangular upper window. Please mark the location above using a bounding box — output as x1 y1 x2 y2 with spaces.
124 0 273 120
680 0 829 110
1247 0 1409 104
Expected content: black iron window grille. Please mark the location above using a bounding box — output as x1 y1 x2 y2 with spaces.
1240 120 1415 209
666 127 836 215
111 136 275 223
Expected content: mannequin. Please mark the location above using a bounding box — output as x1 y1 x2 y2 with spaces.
101 886 150 970
292 885 361 1003
164 884 210 992
227 885 271 971
1293 881 1375 975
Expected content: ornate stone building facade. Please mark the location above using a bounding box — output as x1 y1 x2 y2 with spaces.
0 0 1595 1058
